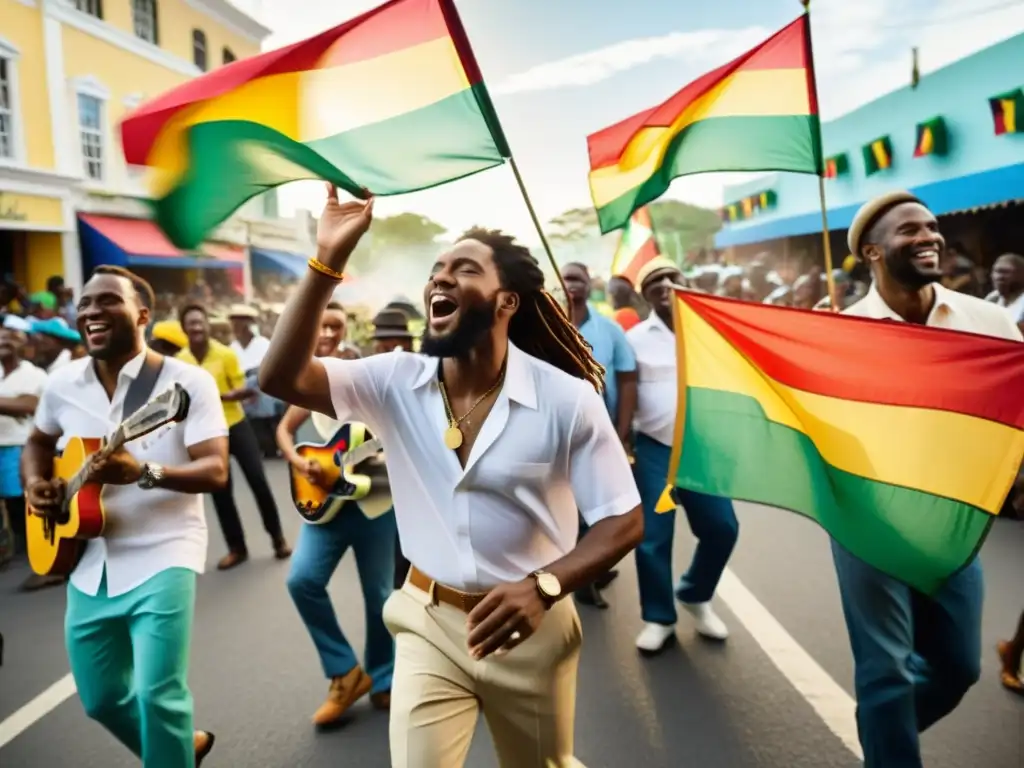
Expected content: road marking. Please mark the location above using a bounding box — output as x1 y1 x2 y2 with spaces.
716 568 864 760
0 673 77 749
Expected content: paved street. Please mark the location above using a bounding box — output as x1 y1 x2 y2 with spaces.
1 460 1022 767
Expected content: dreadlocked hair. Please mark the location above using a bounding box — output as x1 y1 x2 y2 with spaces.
458 227 605 393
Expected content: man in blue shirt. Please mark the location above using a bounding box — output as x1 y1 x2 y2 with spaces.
561 262 638 607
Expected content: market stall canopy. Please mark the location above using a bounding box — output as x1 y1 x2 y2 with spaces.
78 215 245 269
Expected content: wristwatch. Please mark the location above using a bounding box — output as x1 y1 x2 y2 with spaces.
531 570 562 608
137 463 165 490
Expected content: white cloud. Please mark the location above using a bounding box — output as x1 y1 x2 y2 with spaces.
492 26 771 94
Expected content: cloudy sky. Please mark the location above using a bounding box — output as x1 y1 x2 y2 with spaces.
235 0 1024 243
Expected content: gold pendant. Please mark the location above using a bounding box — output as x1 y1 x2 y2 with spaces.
444 425 464 450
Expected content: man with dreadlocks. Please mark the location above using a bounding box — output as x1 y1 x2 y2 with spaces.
261 188 643 768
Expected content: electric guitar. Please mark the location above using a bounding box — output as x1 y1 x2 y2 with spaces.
26 384 191 577
289 422 383 525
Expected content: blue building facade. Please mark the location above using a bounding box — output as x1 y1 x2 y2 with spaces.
715 32 1024 265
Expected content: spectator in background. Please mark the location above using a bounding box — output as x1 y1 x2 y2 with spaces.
986 253 1024 331
942 241 983 297
178 304 291 570
0 318 50 590
29 318 80 373
607 275 644 331
149 320 188 357
229 305 279 459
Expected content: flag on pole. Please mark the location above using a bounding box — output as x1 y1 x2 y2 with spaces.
863 136 893 175
586 15 823 234
989 90 1022 135
609 207 661 285
120 0 509 249
658 290 1024 595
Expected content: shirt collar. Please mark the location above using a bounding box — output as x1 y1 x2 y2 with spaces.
79 347 148 385
637 312 672 334
412 342 538 410
863 281 955 323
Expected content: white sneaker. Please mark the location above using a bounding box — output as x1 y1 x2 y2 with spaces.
635 622 676 654
681 602 729 640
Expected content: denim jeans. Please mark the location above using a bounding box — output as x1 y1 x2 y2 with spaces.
287 503 396 693
632 433 739 625
831 541 983 768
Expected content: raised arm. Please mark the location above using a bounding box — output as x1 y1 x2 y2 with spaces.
259 188 373 414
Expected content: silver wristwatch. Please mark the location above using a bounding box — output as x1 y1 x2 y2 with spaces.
138 463 165 490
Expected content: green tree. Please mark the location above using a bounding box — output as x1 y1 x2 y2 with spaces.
648 200 721 259
547 207 599 242
345 212 447 274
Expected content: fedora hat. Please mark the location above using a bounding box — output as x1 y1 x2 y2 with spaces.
372 308 413 340
227 303 259 319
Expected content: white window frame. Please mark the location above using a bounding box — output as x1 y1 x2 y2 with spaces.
71 76 111 186
192 29 208 72
131 0 157 44
0 37 26 167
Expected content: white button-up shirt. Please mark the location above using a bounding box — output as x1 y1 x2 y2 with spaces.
322 342 640 591
626 313 678 447
231 335 270 374
845 282 1024 341
0 360 48 446
33 350 229 597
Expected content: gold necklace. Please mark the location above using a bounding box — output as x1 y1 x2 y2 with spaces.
438 361 507 450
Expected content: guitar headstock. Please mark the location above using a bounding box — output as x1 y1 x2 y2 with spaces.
114 383 192 445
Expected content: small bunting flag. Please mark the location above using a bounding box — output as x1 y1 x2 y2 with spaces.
990 89 1022 135
863 136 893 176
914 116 948 157
824 153 849 179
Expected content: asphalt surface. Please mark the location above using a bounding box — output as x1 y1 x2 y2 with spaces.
1 460 1022 768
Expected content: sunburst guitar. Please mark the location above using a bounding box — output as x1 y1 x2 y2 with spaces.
290 422 383 525
26 384 191 577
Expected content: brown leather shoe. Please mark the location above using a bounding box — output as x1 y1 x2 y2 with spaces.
272 537 292 560
217 551 249 571
194 730 215 766
311 667 372 727
370 691 391 711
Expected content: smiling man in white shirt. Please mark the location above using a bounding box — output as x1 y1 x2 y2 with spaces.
835 191 1022 768
260 189 643 768
21 265 230 768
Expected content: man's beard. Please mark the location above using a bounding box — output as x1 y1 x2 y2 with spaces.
420 297 496 359
885 243 941 290
88 323 136 360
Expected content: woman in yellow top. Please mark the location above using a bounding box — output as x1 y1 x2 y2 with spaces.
178 304 290 570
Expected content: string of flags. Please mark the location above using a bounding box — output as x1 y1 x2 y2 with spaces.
719 190 777 223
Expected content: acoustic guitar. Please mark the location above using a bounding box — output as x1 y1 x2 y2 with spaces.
26 384 191 577
289 421 383 525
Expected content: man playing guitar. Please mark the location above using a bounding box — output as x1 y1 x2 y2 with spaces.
21 266 230 767
276 301 395 727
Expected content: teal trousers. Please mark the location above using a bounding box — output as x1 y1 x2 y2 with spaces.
65 567 197 768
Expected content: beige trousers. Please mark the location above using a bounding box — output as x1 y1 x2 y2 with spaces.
383 581 583 768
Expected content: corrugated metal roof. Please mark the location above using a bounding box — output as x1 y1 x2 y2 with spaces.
942 198 1022 216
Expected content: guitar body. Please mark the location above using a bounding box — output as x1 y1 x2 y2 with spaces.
290 423 374 525
26 437 107 577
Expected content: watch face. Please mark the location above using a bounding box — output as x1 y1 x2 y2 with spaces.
537 572 561 598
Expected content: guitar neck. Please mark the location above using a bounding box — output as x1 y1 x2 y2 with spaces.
342 438 382 466
64 433 126 502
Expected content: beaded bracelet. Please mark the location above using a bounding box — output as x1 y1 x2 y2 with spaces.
307 257 345 281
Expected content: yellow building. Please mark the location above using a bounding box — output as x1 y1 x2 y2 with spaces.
0 0 271 293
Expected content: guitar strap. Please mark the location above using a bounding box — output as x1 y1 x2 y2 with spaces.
121 351 166 422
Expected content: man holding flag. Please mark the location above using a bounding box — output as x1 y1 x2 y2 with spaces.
837 192 1022 767
627 256 738 654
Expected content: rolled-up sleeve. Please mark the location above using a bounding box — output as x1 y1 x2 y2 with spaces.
321 353 400 432
569 383 641 525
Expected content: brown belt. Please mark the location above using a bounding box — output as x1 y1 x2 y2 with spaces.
408 566 488 613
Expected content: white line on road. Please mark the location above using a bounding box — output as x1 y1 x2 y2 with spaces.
716 567 864 760
0 673 77 749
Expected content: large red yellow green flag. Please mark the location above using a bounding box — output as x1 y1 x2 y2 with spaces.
587 15 822 234
660 289 1024 595
120 0 509 249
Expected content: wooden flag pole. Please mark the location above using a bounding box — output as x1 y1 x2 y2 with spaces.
508 155 571 318
801 0 839 311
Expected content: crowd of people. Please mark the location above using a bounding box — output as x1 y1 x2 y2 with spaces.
1 189 1022 768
